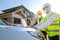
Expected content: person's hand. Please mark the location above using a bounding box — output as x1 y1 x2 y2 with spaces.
31 25 37 29
41 27 45 30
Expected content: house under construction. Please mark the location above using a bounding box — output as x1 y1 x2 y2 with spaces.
0 5 36 26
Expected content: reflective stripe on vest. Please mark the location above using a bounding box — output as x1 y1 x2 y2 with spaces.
47 30 59 32
50 24 60 26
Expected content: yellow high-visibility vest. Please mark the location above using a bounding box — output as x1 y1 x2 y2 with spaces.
44 12 60 37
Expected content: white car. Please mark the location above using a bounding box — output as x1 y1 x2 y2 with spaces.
0 25 39 40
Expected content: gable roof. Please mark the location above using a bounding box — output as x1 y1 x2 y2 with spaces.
1 5 31 13
0 5 35 18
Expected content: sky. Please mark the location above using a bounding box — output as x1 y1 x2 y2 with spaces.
0 0 60 17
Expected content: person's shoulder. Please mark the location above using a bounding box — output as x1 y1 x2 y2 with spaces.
51 12 55 13
51 12 56 15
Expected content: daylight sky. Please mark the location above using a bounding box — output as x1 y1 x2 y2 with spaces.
0 0 60 16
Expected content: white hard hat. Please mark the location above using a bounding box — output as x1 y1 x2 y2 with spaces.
43 3 51 9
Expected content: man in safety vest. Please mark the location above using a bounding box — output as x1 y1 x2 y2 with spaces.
35 3 60 40
37 11 47 40
42 3 60 40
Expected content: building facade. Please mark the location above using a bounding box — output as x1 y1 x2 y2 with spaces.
0 5 36 27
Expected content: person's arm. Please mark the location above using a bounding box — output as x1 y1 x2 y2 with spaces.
35 18 44 29
36 13 57 29
31 18 44 29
